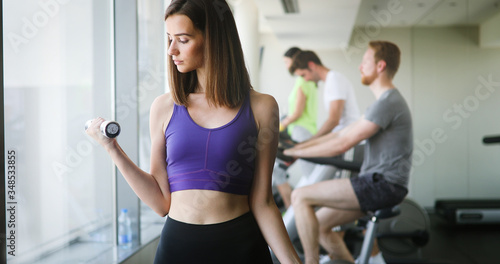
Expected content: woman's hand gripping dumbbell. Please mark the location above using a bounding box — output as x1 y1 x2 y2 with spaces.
85 118 121 138
85 118 121 148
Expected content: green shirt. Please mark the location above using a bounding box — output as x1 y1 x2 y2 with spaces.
287 76 318 135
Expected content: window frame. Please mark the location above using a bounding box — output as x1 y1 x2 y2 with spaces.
1 0 168 262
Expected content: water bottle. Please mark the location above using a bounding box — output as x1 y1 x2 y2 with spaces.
118 208 132 249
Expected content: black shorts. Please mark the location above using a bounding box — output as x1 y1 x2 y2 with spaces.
154 211 273 264
350 173 408 213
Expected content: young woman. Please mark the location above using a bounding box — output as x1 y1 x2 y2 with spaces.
86 0 301 263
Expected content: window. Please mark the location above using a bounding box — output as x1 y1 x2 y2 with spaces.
3 0 168 263
137 0 169 244
4 0 114 262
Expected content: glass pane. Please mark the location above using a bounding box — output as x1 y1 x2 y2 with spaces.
137 0 168 244
3 0 113 263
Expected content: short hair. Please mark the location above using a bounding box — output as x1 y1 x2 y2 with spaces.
368 41 401 79
165 0 251 108
288 50 323 75
284 47 301 58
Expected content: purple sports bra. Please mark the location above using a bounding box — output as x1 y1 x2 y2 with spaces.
165 94 258 195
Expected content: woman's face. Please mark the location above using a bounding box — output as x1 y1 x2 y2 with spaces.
166 14 204 73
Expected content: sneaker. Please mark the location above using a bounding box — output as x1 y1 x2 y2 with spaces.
355 252 386 264
368 252 386 264
319 254 332 264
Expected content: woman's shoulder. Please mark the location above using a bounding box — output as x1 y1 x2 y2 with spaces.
249 90 278 110
249 90 279 129
150 92 176 129
151 92 175 112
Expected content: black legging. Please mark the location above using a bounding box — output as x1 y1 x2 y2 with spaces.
154 211 273 264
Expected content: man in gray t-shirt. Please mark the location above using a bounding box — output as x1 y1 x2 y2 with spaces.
363 88 413 187
283 41 412 264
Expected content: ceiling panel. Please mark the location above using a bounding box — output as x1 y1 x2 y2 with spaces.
254 0 362 49
355 0 441 27
255 0 500 50
415 0 500 26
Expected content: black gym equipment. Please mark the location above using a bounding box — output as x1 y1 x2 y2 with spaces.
482 135 500 144
435 199 500 225
273 137 430 264
434 134 500 225
297 160 430 264
357 206 401 264
376 198 430 262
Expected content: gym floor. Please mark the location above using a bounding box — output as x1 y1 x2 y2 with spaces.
401 211 500 264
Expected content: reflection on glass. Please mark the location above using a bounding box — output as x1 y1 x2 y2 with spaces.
137 0 169 244
3 0 113 263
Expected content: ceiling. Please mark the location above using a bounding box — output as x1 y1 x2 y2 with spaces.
254 0 500 50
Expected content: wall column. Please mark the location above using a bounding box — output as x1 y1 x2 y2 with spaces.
230 0 260 89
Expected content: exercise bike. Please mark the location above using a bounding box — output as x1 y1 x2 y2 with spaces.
272 134 430 264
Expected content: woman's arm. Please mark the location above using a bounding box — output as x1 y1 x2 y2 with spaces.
86 93 173 216
281 86 306 128
249 91 302 264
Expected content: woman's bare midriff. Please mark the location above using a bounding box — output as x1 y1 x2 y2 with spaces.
168 190 250 224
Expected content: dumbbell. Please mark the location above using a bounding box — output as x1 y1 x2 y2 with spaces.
85 119 121 138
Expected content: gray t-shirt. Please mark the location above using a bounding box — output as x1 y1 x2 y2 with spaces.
361 89 413 188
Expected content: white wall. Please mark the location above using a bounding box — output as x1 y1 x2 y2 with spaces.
259 26 500 208
411 26 500 207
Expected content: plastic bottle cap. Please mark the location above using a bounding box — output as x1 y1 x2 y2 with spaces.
122 208 128 213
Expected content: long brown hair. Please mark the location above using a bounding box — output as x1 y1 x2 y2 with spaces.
165 0 252 108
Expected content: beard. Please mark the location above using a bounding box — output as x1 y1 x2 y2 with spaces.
361 72 376 85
